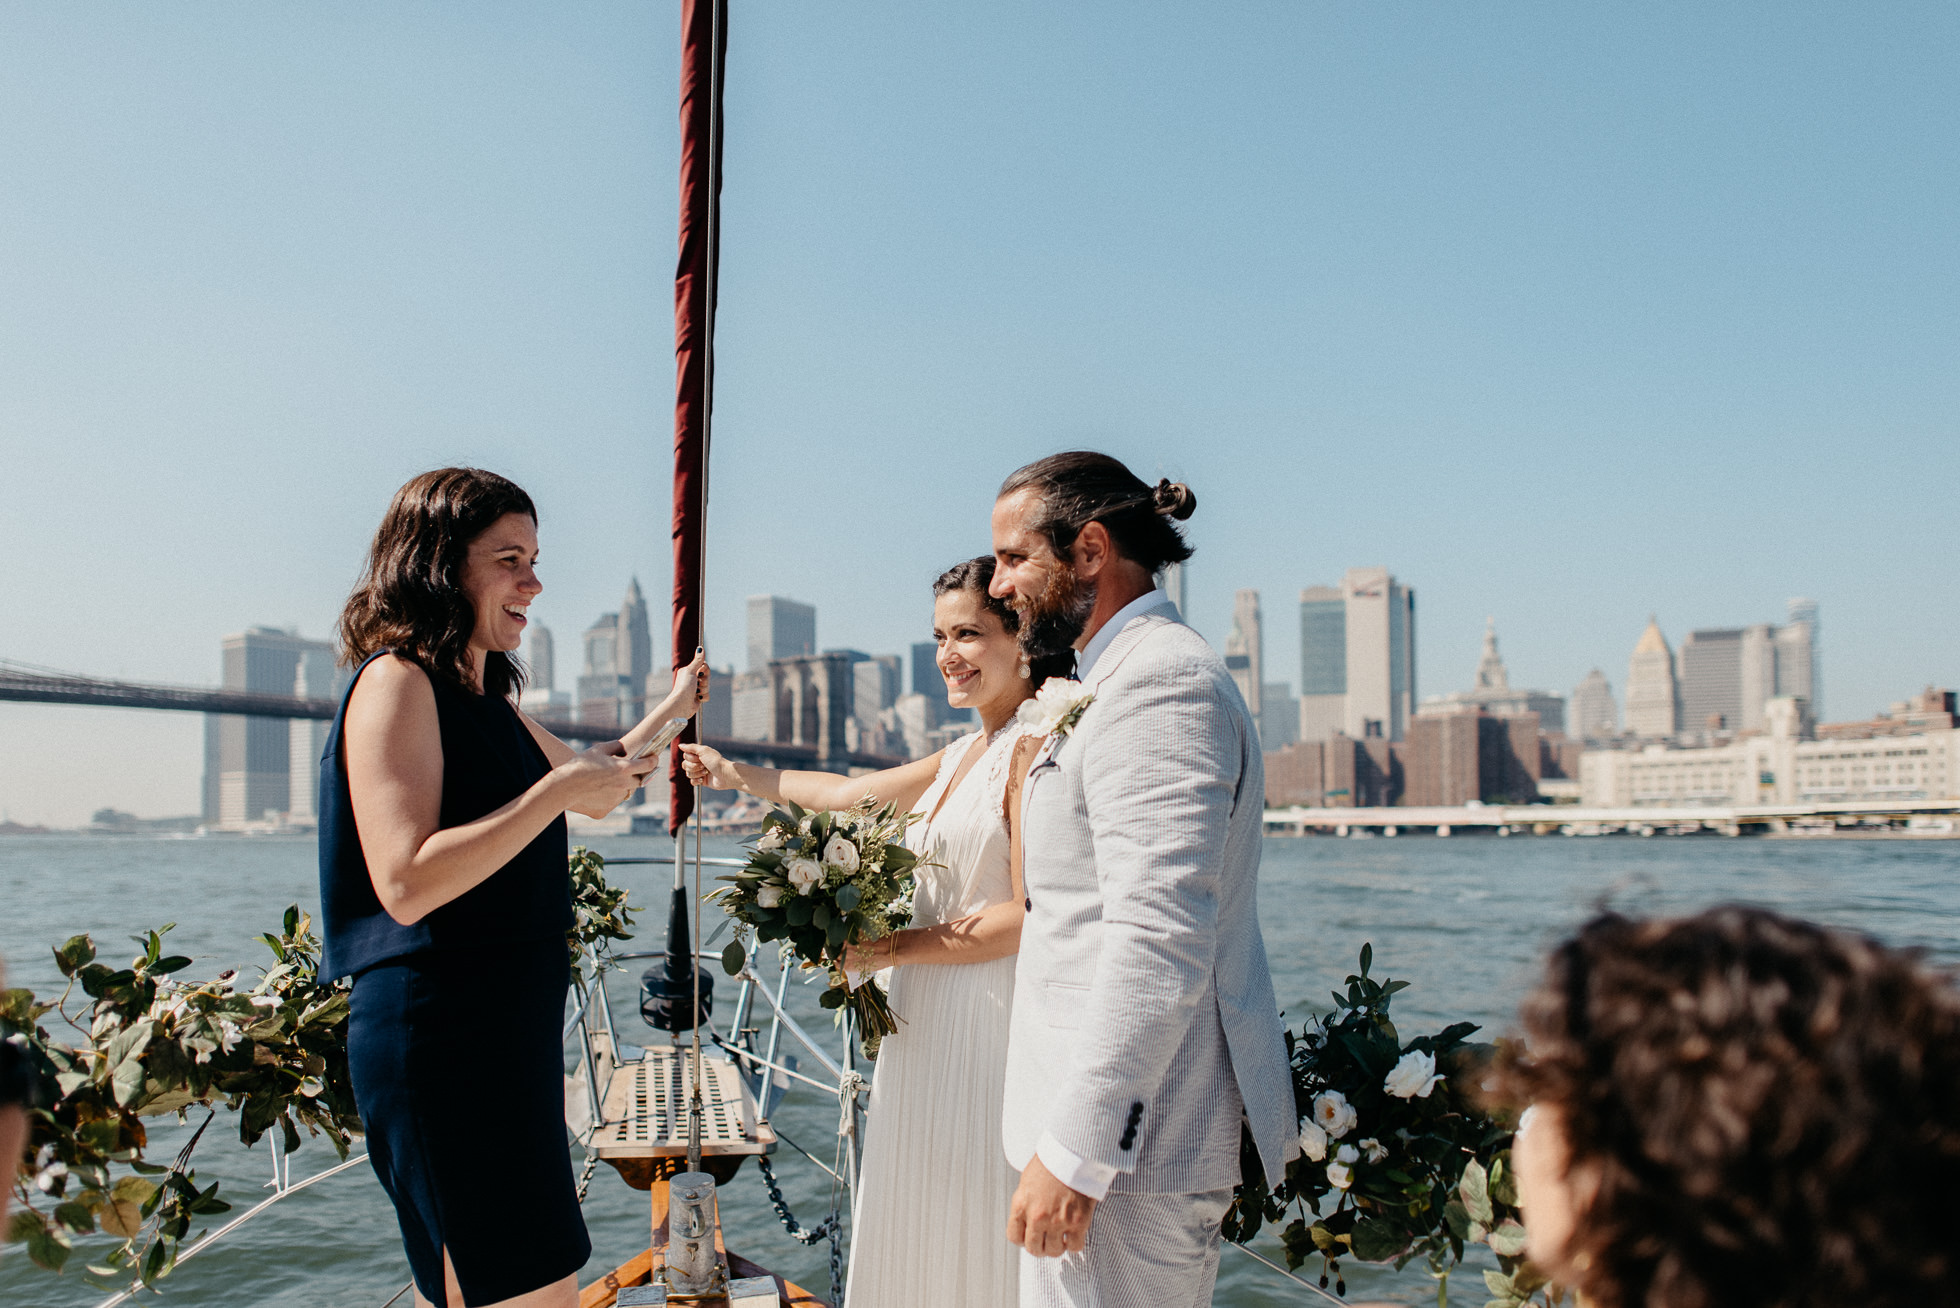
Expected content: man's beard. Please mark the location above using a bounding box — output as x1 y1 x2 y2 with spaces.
1014 560 1097 668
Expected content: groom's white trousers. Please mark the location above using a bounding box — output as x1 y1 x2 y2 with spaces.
1018 1188 1234 1308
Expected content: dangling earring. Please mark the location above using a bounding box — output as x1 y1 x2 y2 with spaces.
1019 655 1032 680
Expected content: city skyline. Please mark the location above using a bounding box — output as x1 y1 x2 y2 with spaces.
4 4 1957 823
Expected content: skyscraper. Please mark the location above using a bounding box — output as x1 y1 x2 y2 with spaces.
1417 619 1566 734
285 642 346 824
526 624 557 694
618 577 653 716
1296 567 1416 742
1225 590 1263 723
202 627 336 827
854 655 902 739
1571 669 1618 741
747 596 816 673
1624 617 1681 738
1781 598 1821 721
1680 625 1778 735
1260 682 1299 749
576 611 622 725
909 640 968 726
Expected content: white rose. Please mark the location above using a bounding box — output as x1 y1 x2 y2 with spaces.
1384 1049 1444 1100
756 883 786 908
786 858 824 896
1326 1160 1353 1190
758 827 785 852
1297 1120 1327 1162
822 835 860 873
1335 1143 1359 1164
1016 678 1096 736
1360 1137 1387 1163
1312 1090 1358 1140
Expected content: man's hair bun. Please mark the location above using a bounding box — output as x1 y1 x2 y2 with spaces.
1152 479 1197 521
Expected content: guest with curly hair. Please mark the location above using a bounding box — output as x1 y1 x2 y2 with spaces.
1501 905 1960 1308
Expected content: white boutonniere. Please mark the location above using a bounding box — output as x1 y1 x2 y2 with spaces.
1017 677 1096 739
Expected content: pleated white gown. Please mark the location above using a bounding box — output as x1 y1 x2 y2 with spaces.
845 726 1029 1308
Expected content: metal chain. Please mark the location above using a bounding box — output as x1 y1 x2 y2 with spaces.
754 1152 840 1245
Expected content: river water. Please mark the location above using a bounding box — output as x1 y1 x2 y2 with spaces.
1 831 1955 1307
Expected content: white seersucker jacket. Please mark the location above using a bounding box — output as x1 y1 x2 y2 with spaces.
1002 601 1299 1197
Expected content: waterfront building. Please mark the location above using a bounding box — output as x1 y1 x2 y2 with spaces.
730 670 772 740
1678 625 1773 735
1296 567 1416 744
1580 692 1958 807
1225 590 1263 726
201 626 337 827
1264 734 1396 809
697 666 734 739
1418 619 1566 734
1261 682 1299 750
518 623 570 716
1571 669 1618 742
617 578 654 721
285 642 344 824
1624 617 1681 738
1781 598 1821 721
853 654 902 742
909 640 970 727
576 611 624 727
747 595 816 673
1402 705 1542 807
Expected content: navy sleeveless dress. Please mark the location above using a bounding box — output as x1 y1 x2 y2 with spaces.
319 653 588 1305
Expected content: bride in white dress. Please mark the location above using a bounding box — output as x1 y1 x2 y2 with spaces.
681 556 1070 1308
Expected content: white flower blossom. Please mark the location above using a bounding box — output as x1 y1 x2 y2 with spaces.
758 827 785 852
1297 1120 1328 1162
756 883 787 909
1360 1137 1387 1163
1312 1089 1358 1139
1016 678 1096 737
822 835 860 873
786 858 824 896
1326 1159 1353 1190
1384 1049 1444 1099
250 994 280 1009
34 1161 68 1193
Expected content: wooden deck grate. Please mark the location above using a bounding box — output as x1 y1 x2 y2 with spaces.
589 1047 774 1159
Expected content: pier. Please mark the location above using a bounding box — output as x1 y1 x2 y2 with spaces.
1264 799 1960 837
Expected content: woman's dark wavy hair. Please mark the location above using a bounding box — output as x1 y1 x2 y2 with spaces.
997 451 1195 574
1495 905 1960 1308
337 468 535 699
933 556 1075 685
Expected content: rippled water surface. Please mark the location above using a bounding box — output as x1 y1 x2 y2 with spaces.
2 832 1955 1306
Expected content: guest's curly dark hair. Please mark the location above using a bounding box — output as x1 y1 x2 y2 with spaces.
337 467 535 699
1497 905 1960 1308
932 556 1075 685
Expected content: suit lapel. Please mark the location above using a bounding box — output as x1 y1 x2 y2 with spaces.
1019 605 1181 806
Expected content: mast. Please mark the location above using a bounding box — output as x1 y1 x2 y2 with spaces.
668 0 727 1184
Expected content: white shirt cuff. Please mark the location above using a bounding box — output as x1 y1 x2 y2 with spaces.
1035 1132 1118 1201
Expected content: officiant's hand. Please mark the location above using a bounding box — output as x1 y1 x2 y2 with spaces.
1007 1155 1096 1258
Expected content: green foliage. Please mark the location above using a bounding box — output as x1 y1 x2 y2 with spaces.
7 849 637 1295
4 907 358 1293
567 845 638 980
1222 945 1564 1308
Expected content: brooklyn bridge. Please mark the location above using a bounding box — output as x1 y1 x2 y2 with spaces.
0 659 904 771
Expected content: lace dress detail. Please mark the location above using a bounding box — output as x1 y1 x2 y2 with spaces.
845 725 1035 1308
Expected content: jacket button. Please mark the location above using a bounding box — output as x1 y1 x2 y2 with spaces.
1024 897 1032 911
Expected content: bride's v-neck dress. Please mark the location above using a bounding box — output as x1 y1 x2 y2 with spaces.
845 725 1030 1308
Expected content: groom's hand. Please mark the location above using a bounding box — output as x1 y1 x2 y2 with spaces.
1007 1155 1097 1258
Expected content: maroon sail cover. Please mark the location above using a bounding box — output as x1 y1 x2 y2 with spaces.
670 0 726 834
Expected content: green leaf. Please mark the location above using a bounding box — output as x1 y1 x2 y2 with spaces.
152 956 192 975
1487 1218 1528 1257
721 940 747 977
825 917 847 948
1358 942 1373 976
1489 1152 1519 1207
1460 1158 1494 1226
1442 1199 1471 1239
1350 1216 1408 1262
1308 1221 1340 1253
835 885 862 911
812 903 831 930
818 988 847 1010
786 900 813 926
27 1222 73 1272
55 934 96 976
53 1201 96 1233
6 1209 43 1243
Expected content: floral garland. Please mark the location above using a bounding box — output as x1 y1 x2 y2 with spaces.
1224 944 1563 1308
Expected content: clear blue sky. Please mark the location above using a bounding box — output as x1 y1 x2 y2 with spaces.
2 3 1955 824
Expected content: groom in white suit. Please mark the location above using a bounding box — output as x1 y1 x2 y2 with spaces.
991 452 1297 1307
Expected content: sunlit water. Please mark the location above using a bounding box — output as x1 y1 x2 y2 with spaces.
1 831 1955 1307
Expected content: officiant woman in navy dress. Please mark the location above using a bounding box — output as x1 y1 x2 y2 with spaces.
320 467 707 1308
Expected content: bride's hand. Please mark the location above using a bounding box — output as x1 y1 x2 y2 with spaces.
679 743 743 792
